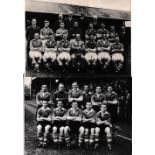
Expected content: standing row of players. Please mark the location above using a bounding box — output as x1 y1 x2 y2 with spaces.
26 15 125 73
36 82 121 149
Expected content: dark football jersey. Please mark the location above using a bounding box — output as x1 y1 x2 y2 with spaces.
37 107 51 118
83 109 96 119
57 40 70 48
67 108 82 117
45 40 57 48
31 39 42 48
96 111 111 121
52 107 67 117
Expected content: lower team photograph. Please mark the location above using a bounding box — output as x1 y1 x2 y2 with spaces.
24 76 132 155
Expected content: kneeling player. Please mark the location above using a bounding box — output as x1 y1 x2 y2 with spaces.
52 100 67 148
95 104 112 150
97 34 111 71
43 34 57 72
37 100 52 147
64 101 83 148
111 37 124 72
57 33 71 72
29 33 43 73
82 102 96 149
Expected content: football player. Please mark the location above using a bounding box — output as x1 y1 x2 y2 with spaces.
64 101 83 148
57 33 71 72
40 20 54 51
97 34 111 71
37 100 52 147
82 102 96 149
70 33 85 71
52 100 67 148
29 33 43 73
91 86 106 112
85 34 97 72
43 34 57 72
111 37 124 72
95 104 112 150
108 25 119 45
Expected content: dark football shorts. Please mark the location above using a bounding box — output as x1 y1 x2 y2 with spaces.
52 120 66 128
82 122 96 129
37 121 52 132
68 121 81 133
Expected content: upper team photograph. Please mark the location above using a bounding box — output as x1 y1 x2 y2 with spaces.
25 0 131 77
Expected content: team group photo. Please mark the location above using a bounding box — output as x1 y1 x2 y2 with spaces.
24 0 131 155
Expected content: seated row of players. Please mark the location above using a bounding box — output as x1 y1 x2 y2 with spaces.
36 83 119 149
29 30 124 73
37 100 112 150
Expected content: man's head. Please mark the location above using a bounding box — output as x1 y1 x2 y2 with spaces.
57 100 63 108
74 21 79 28
68 11 73 18
58 14 63 20
93 15 98 21
41 85 47 92
31 18 37 26
96 86 102 94
90 34 95 41
107 86 113 93
101 104 107 113
42 100 48 108
34 33 39 39
121 25 126 32
72 101 78 109
89 23 94 29
75 33 81 41
49 34 55 41
102 33 107 40
44 20 50 28
115 36 120 43
86 102 92 110
80 12 85 18
72 82 78 90
58 83 65 91
101 22 105 29
62 33 68 40
110 25 115 31
84 85 89 92
60 22 65 28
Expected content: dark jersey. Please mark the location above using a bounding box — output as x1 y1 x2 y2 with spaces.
68 89 83 99
83 109 96 119
37 107 51 118
69 27 82 39
67 107 82 117
97 39 110 50
57 40 70 48
45 40 57 48
85 40 97 49
36 91 51 102
96 111 111 121
91 93 106 103
52 107 67 117
85 29 97 37
30 39 42 48
26 26 40 41
105 92 117 101
111 43 124 53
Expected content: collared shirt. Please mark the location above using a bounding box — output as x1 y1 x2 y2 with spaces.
37 107 52 118
45 40 57 48
56 28 68 36
40 27 54 38
71 39 85 49
69 27 82 39
91 93 106 104
111 42 124 51
83 91 92 102
83 109 96 119
52 90 68 106
85 28 97 36
97 39 110 48
26 25 40 41
108 31 119 43
67 107 82 117
52 107 67 117
85 40 97 49
57 39 70 48
96 111 111 121
30 39 42 48
36 91 51 102
68 88 83 98
97 28 109 36
105 91 117 101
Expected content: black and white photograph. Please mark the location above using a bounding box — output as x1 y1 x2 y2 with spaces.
24 76 132 155
25 0 131 77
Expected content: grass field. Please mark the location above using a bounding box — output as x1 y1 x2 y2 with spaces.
25 101 132 155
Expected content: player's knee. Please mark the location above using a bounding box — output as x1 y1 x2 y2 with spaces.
85 128 89 134
71 54 76 59
95 127 100 134
53 126 57 133
60 126 64 133
37 125 42 133
90 128 95 134
64 126 70 133
45 125 51 133
105 127 111 134
79 126 85 133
